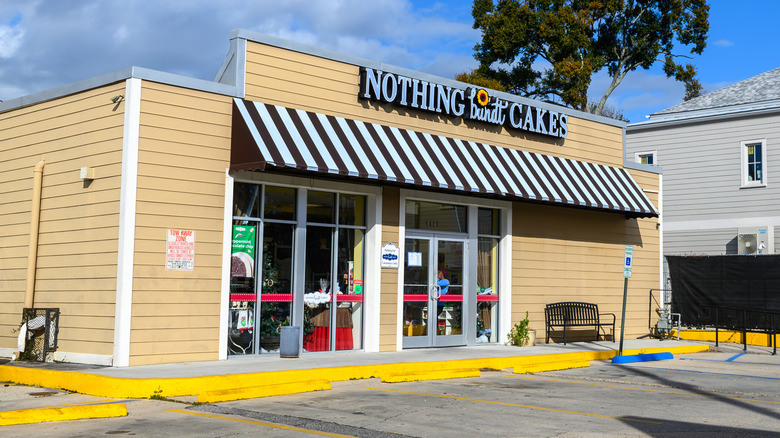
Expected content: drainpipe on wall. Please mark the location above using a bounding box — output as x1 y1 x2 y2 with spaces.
24 159 45 309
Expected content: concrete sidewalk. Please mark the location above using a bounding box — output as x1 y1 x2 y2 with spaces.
1 339 709 425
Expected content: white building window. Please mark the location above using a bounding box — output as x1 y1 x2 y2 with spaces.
741 139 767 188
634 151 656 165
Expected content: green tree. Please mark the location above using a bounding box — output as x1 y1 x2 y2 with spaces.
455 70 508 92
468 0 709 115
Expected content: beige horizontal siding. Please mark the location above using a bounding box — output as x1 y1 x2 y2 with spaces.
0 82 126 356
244 41 624 167
243 41 651 348
512 194 660 340
128 81 231 366
379 187 400 351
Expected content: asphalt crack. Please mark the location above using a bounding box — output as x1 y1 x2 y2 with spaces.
190 404 417 438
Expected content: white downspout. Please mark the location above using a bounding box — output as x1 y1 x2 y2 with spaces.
24 159 45 309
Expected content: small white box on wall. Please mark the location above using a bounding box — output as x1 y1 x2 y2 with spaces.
80 167 95 180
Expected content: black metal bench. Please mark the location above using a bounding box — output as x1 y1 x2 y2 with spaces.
545 302 616 345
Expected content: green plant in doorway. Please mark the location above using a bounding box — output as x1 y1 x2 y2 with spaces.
508 311 531 346
259 303 285 339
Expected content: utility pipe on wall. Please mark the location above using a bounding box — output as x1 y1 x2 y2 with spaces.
24 159 45 309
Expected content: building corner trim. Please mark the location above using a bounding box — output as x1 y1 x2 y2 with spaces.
236 37 247 99
218 171 234 360
113 78 142 367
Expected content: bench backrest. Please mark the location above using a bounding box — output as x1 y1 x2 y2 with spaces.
545 302 600 325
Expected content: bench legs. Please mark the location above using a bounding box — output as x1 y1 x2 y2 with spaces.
545 327 568 344
546 324 612 344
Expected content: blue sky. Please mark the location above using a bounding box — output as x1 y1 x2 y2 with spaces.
0 1 777 123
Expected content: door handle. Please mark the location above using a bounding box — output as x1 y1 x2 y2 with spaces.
431 284 441 301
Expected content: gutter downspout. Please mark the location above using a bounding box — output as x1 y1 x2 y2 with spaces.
24 159 45 309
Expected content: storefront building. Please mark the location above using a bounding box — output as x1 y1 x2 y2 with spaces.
0 30 660 366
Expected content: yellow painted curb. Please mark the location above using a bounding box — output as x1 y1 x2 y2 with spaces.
674 329 778 347
0 344 709 400
381 368 481 383
197 379 331 403
510 345 709 373
0 403 127 426
621 344 709 356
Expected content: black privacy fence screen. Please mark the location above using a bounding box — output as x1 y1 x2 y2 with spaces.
667 255 780 328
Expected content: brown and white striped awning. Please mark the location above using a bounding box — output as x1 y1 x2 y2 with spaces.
231 99 658 218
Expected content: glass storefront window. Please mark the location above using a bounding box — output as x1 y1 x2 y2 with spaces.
477 236 499 343
233 182 260 218
230 184 297 356
303 194 367 352
307 190 336 224
405 200 467 232
478 207 499 235
258 222 294 352
337 228 364 350
303 225 333 352
264 186 296 221
230 183 366 356
477 207 500 344
229 222 257 355
339 194 365 226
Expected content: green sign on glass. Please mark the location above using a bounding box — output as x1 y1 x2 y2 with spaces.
231 225 255 278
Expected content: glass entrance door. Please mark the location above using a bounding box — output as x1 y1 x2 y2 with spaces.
403 236 467 348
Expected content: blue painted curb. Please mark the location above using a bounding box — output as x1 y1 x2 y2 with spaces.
611 352 674 364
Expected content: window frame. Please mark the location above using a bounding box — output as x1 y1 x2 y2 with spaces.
740 139 767 188
634 151 657 166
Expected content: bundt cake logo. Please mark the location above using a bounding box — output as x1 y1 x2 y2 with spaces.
475 88 490 107
231 225 255 278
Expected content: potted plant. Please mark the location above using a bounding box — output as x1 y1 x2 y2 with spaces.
508 311 535 346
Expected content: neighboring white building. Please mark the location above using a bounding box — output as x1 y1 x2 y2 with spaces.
627 68 780 265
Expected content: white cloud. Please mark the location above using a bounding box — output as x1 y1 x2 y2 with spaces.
0 12 25 59
113 25 129 44
0 23 24 58
0 81 26 101
0 0 481 101
589 69 688 122
421 53 478 80
0 0 774 125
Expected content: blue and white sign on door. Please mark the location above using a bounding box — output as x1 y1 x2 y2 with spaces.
381 242 400 269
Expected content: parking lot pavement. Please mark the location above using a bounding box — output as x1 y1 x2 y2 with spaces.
2 345 777 437
1 383 104 412
544 350 780 395
201 355 779 437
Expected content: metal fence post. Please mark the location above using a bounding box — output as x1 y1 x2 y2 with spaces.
714 309 719 348
772 314 777 356
742 309 747 352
